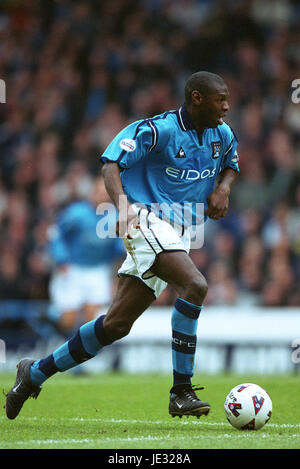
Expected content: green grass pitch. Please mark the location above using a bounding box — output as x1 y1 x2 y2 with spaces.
0 372 299 449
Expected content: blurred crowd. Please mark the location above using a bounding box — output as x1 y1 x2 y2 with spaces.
0 0 299 308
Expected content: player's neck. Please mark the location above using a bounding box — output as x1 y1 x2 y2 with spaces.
185 105 206 134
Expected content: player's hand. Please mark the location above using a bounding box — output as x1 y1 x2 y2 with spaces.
125 204 140 239
116 204 140 239
205 186 229 220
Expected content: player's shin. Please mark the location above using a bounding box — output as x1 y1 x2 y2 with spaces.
171 298 202 387
30 315 113 386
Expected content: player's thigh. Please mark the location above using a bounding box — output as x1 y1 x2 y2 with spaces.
151 250 207 298
103 275 155 340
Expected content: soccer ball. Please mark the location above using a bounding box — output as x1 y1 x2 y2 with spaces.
224 383 272 430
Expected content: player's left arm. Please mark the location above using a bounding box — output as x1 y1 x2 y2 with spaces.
205 167 238 220
205 126 239 220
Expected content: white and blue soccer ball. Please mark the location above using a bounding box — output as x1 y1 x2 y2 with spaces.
224 383 272 430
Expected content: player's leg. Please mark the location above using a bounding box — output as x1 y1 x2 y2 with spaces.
151 250 207 385
4 276 155 419
151 250 208 304
151 250 210 417
30 275 154 383
101 276 155 341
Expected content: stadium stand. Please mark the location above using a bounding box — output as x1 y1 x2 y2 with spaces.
0 0 299 352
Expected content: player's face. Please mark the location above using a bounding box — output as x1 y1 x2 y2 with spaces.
193 84 230 129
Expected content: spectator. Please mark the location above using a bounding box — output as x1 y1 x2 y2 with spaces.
48 177 125 335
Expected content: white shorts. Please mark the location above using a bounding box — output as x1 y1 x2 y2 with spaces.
49 264 112 314
118 208 191 298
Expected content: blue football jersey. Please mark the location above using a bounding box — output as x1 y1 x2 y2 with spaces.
49 201 125 266
101 104 239 226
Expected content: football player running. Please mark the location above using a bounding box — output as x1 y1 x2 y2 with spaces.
5 71 239 420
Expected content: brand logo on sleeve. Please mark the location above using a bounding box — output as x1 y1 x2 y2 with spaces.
120 138 136 152
231 151 239 163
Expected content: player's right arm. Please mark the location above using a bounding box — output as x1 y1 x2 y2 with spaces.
101 162 138 239
100 118 167 238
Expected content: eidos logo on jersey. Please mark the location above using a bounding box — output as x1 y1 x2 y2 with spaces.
165 167 216 181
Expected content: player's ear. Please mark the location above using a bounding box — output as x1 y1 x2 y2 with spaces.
191 90 203 105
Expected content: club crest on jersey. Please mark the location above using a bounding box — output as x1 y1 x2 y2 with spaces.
211 141 221 159
175 146 186 158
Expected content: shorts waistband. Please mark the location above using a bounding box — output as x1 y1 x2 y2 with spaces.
133 205 186 237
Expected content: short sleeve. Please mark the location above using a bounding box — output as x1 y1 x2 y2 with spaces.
220 126 240 173
100 118 163 169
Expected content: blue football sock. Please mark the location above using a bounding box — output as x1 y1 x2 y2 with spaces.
171 297 202 388
30 315 112 386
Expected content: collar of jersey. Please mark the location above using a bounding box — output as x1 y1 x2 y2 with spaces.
177 103 196 131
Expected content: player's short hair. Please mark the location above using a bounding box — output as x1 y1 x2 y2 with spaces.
184 71 226 104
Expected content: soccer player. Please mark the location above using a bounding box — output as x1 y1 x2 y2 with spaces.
5 71 239 420
48 177 125 336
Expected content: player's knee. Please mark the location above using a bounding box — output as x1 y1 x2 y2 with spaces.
185 275 208 304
